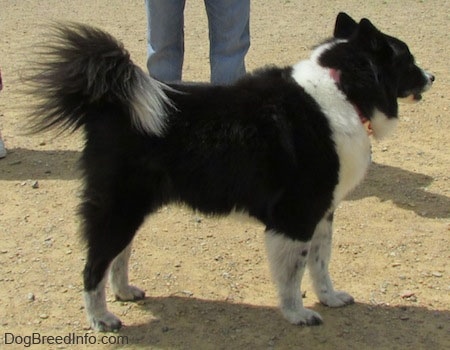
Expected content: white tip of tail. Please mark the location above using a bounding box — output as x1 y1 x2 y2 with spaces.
130 67 175 136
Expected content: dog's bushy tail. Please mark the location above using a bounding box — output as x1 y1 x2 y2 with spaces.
27 23 172 135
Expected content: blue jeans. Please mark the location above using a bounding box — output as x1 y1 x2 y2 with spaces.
145 0 250 84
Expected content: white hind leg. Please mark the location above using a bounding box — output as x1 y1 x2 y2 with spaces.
84 243 144 332
109 243 145 301
84 277 122 332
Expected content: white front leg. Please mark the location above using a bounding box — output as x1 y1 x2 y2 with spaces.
308 214 354 307
265 230 322 326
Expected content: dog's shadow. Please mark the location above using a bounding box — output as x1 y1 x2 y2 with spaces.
1 149 448 218
348 162 449 218
0 147 80 181
112 295 449 349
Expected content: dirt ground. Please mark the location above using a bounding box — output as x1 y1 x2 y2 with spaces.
0 1 449 349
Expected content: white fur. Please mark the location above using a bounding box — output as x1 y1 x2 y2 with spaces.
130 66 174 136
291 51 372 205
84 243 145 331
265 230 323 325
308 216 354 307
109 243 145 301
370 109 398 140
423 70 434 91
265 216 355 325
84 277 122 332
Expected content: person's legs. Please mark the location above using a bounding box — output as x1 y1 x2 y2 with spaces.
204 0 250 84
145 0 186 82
0 69 5 159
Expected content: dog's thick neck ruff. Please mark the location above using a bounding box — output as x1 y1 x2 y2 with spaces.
291 59 372 205
329 68 373 136
291 59 369 139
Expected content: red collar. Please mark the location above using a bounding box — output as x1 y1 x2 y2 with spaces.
329 68 373 135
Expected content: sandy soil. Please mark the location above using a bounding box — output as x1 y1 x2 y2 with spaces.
0 1 449 349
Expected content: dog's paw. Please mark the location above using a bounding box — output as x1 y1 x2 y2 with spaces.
281 307 323 326
319 290 354 308
114 285 145 301
89 311 122 332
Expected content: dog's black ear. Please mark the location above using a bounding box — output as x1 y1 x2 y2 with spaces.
357 19 384 50
356 18 393 60
334 12 358 39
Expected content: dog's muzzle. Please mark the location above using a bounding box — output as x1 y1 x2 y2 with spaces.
402 70 435 102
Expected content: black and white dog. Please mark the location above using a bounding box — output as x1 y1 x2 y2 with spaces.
29 13 433 331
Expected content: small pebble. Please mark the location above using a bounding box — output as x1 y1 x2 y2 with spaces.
181 290 193 297
27 293 35 301
401 291 415 298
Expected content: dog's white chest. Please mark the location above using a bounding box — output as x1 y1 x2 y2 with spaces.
332 128 371 204
292 61 372 205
